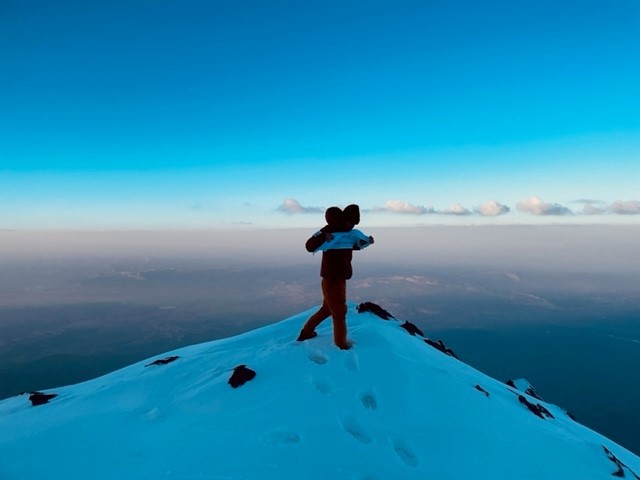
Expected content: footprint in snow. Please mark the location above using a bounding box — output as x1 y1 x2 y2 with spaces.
360 390 378 411
354 474 378 480
144 407 161 421
340 416 372 444
344 350 359 372
310 375 334 395
264 431 301 445
392 438 419 467
308 350 329 365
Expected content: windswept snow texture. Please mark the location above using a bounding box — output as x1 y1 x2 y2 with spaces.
1 306 639 479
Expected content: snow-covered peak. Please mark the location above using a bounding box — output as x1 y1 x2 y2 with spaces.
1 305 638 479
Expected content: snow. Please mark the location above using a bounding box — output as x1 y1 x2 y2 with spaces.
1 305 638 479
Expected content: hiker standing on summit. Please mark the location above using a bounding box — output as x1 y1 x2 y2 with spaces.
297 204 374 350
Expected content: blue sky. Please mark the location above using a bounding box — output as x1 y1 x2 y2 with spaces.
1 0 639 229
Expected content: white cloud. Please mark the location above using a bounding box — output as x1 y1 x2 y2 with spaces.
374 199 510 217
516 197 573 216
610 200 640 215
572 198 605 205
375 200 435 215
277 198 323 214
571 199 640 215
504 272 521 282
190 202 218 211
582 204 606 215
571 198 607 215
572 199 606 215
442 203 472 216
474 200 510 217
512 292 556 309
355 275 440 286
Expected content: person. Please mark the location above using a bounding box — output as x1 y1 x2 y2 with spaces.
297 204 374 350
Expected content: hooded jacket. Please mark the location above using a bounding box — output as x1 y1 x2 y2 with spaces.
306 225 354 280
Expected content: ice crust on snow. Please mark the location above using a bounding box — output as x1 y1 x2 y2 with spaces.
1 305 639 479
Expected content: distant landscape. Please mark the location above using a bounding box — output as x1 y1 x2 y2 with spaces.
1 226 639 455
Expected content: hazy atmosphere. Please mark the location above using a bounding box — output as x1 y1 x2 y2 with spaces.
1 226 639 454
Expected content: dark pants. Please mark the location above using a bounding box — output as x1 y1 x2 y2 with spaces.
302 277 348 349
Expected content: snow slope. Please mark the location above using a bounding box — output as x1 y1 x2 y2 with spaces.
1 305 638 480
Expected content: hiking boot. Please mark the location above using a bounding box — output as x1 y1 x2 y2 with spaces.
297 330 318 342
337 339 354 350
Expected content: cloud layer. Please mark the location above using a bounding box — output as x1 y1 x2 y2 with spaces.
516 197 573 216
474 200 511 217
277 198 323 214
373 200 509 217
374 200 436 215
574 199 640 216
278 198 640 218
609 200 640 215
443 203 472 216
582 204 607 215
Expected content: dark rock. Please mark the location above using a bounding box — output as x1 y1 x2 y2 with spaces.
524 386 543 401
535 404 554 419
29 392 58 407
518 395 545 419
517 395 554 420
565 410 577 421
537 403 555 419
229 365 256 388
356 302 394 320
507 379 544 401
445 346 459 360
603 445 640 479
400 321 424 337
425 339 445 353
145 355 180 367
425 339 459 359
474 385 490 397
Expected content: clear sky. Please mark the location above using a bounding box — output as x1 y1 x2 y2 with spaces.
1 0 639 229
